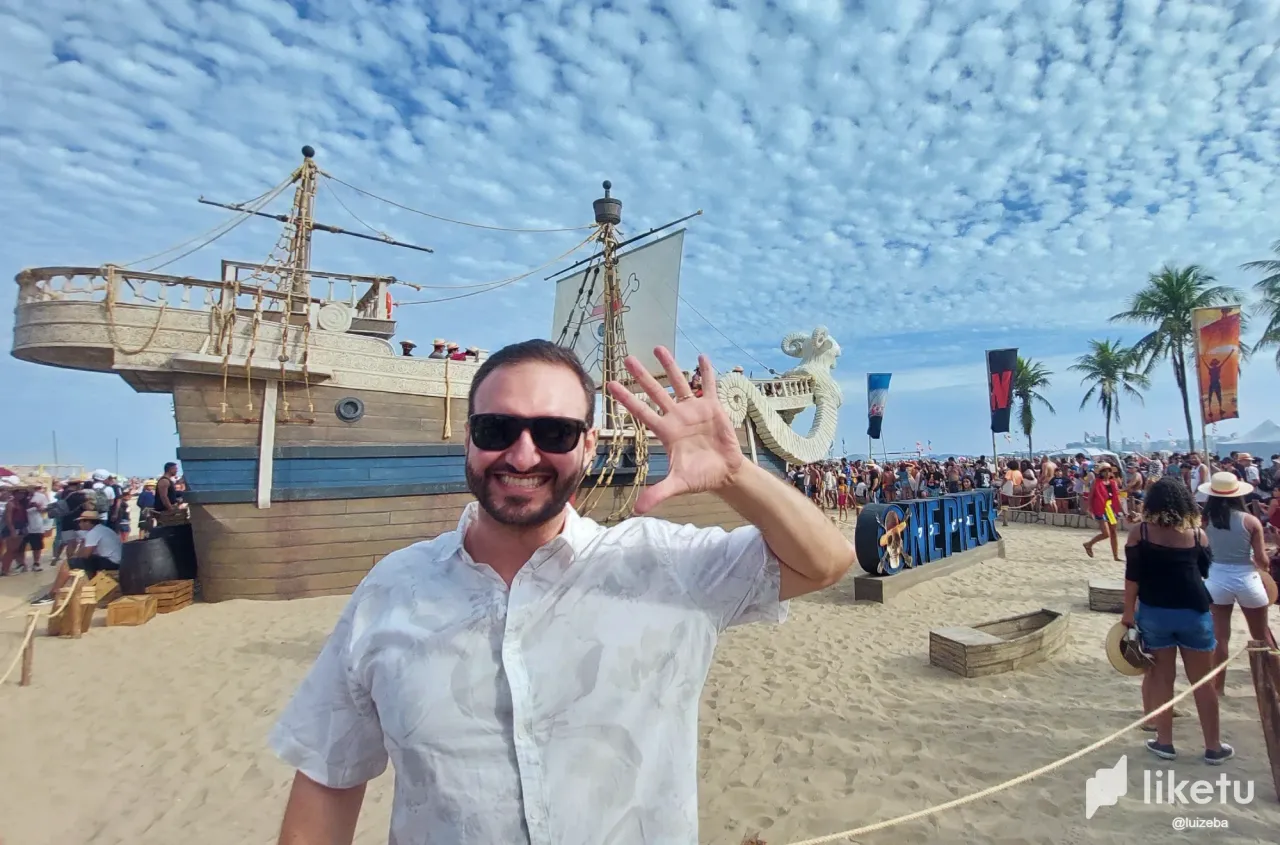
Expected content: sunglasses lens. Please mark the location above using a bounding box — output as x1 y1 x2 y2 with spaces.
530 418 583 454
470 415 520 451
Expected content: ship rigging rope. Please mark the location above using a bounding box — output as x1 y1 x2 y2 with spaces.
116 177 295 272
321 179 392 242
319 172 597 233
393 226 603 305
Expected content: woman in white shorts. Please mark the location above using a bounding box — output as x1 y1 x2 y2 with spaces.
1199 472 1273 695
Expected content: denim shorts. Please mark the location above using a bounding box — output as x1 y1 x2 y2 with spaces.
1135 603 1215 652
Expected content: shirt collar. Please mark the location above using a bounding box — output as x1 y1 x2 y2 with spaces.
444 500 600 568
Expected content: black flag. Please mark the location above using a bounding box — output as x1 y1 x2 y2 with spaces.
986 348 1017 434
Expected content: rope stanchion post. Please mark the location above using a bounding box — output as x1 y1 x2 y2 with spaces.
68 577 85 639
20 611 37 686
0 570 86 688
1248 637 1280 801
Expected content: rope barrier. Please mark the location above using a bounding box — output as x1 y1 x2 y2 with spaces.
781 642 1273 845
0 570 86 688
320 172 597 233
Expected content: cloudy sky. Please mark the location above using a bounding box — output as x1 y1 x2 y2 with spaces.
3 0 1280 474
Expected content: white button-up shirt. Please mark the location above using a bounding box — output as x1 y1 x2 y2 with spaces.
269 501 787 845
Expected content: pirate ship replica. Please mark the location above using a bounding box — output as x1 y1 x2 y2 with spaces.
11 147 845 601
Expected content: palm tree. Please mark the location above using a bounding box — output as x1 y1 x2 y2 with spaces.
1069 339 1150 451
1240 239 1280 369
1110 264 1244 454
1014 356 1055 457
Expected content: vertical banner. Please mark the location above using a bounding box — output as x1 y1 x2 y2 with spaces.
1193 306 1241 424
986 348 1017 433
867 373 892 439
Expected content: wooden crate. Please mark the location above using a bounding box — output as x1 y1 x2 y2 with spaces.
145 579 194 614
1088 577 1125 613
48 582 97 637
89 572 121 608
107 595 157 627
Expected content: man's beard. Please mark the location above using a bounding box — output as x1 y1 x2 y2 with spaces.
465 459 586 527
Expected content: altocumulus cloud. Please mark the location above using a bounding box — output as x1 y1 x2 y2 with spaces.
3 0 1280 465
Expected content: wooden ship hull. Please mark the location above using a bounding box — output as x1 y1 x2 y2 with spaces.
929 608 1070 678
11 151 844 602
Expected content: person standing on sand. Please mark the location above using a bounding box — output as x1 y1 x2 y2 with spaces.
1084 464 1123 561
1120 477 1232 765
1198 472 1273 696
268 340 855 845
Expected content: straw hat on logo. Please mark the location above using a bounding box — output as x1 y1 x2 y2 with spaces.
1198 471 1253 498
1105 622 1153 676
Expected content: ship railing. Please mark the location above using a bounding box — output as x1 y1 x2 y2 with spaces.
749 375 812 399
15 265 322 315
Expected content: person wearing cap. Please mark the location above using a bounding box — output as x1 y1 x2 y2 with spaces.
399 340 417 357
447 342 466 362
137 479 158 538
1119 476 1230 764
1200 471 1273 697
427 339 448 359
35 508 125 606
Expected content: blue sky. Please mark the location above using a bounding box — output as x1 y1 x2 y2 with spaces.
3 0 1280 475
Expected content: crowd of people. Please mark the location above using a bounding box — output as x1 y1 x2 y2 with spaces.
786 450 1278 529
0 462 188 584
788 446 1278 767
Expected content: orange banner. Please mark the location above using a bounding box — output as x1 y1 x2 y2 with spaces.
1193 305 1241 424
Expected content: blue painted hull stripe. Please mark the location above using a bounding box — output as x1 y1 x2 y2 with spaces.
179 446 787 505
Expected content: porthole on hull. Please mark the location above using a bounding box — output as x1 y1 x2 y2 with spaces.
335 397 365 423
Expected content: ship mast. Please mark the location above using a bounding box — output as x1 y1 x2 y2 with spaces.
593 180 631 431
283 145 319 303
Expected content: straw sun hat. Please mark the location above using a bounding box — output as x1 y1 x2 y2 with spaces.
1262 570 1279 606
1105 622 1154 676
1197 471 1253 498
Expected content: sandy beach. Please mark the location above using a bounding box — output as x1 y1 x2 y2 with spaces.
1 521 1277 844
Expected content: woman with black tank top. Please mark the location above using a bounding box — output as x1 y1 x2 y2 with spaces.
1121 477 1233 765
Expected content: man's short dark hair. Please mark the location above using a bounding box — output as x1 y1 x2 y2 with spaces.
164 462 177 472
468 339 596 423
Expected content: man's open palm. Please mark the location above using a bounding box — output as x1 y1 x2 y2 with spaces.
606 347 746 514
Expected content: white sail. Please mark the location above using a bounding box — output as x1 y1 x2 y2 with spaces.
551 229 684 384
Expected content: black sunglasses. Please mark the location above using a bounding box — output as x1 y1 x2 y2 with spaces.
468 414 588 454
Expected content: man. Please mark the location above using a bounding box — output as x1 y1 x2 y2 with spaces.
154 462 182 513
1204 351 1234 415
37 508 124 604
269 340 854 845
1187 453 1210 504
1124 460 1145 521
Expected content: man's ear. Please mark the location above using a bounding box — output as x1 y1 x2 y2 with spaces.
582 427 599 470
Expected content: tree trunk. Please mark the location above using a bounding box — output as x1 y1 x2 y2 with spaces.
1105 405 1112 452
1027 433 1034 459
1173 349 1197 454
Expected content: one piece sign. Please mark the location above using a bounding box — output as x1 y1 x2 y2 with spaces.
855 490 1001 575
